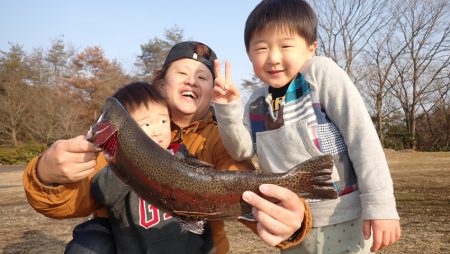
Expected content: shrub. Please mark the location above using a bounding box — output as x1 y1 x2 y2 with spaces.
0 143 48 165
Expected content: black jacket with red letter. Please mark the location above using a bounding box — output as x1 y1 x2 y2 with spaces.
91 143 215 254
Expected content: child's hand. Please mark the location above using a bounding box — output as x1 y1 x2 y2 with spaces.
212 59 240 104
363 219 401 252
242 184 305 246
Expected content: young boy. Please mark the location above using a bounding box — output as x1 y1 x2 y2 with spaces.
90 82 215 254
212 0 400 253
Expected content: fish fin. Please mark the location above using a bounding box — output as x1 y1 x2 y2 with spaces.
177 218 205 235
173 210 223 217
303 185 339 199
182 158 214 168
238 213 256 221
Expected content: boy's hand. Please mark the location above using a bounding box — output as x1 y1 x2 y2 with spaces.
37 135 101 185
363 219 401 252
212 59 240 104
242 184 305 246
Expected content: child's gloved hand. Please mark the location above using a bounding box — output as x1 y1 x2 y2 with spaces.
212 59 241 104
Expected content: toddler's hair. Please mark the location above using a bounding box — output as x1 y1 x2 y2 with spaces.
113 82 167 113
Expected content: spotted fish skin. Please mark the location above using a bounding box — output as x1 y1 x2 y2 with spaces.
90 97 338 221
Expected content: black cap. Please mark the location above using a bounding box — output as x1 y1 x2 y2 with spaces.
162 41 217 78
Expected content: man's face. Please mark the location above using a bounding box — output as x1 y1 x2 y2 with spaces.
161 58 214 126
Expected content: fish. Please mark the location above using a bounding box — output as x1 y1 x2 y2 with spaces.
89 97 338 221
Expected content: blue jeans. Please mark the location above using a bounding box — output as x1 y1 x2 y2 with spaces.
64 218 115 254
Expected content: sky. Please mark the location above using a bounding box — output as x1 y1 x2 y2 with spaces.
1 0 261 85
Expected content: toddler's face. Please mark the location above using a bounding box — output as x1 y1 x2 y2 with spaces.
247 28 317 88
130 102 171 149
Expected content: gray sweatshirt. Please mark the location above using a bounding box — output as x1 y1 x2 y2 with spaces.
213 56 399 227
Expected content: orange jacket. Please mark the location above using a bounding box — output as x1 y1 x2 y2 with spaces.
23 112 311 252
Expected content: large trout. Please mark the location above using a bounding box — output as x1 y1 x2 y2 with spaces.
89 97 337 221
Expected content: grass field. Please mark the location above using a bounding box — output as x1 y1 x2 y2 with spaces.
0 150 449 253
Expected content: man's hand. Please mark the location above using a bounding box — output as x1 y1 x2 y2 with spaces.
242 184 305 246
37 135 101 185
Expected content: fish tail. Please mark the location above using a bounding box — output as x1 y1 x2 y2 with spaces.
306 185 338 199
294 155 338 200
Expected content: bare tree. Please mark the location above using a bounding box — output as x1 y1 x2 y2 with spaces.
26 86 83 144
0 44 33 146
56 95 86 138
27 48 51 88
45 38 74 88
23 42 85 144
416 73 450 149
361 15 409 145
310 0 390 81
439 80 450 147
306 0 449 150
66 46 130 123
389 0 450 149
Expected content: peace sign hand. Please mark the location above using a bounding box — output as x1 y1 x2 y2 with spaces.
212 59 241 104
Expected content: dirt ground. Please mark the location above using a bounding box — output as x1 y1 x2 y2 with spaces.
0 150 449 254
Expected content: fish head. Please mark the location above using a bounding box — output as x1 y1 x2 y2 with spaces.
87 97 129 162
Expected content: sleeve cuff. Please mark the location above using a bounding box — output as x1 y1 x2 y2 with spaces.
28 154 75 194
275 198 312 249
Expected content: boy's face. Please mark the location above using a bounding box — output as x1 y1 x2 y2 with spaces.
129 102 171 149
161 58 214 124
247 28 317 88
